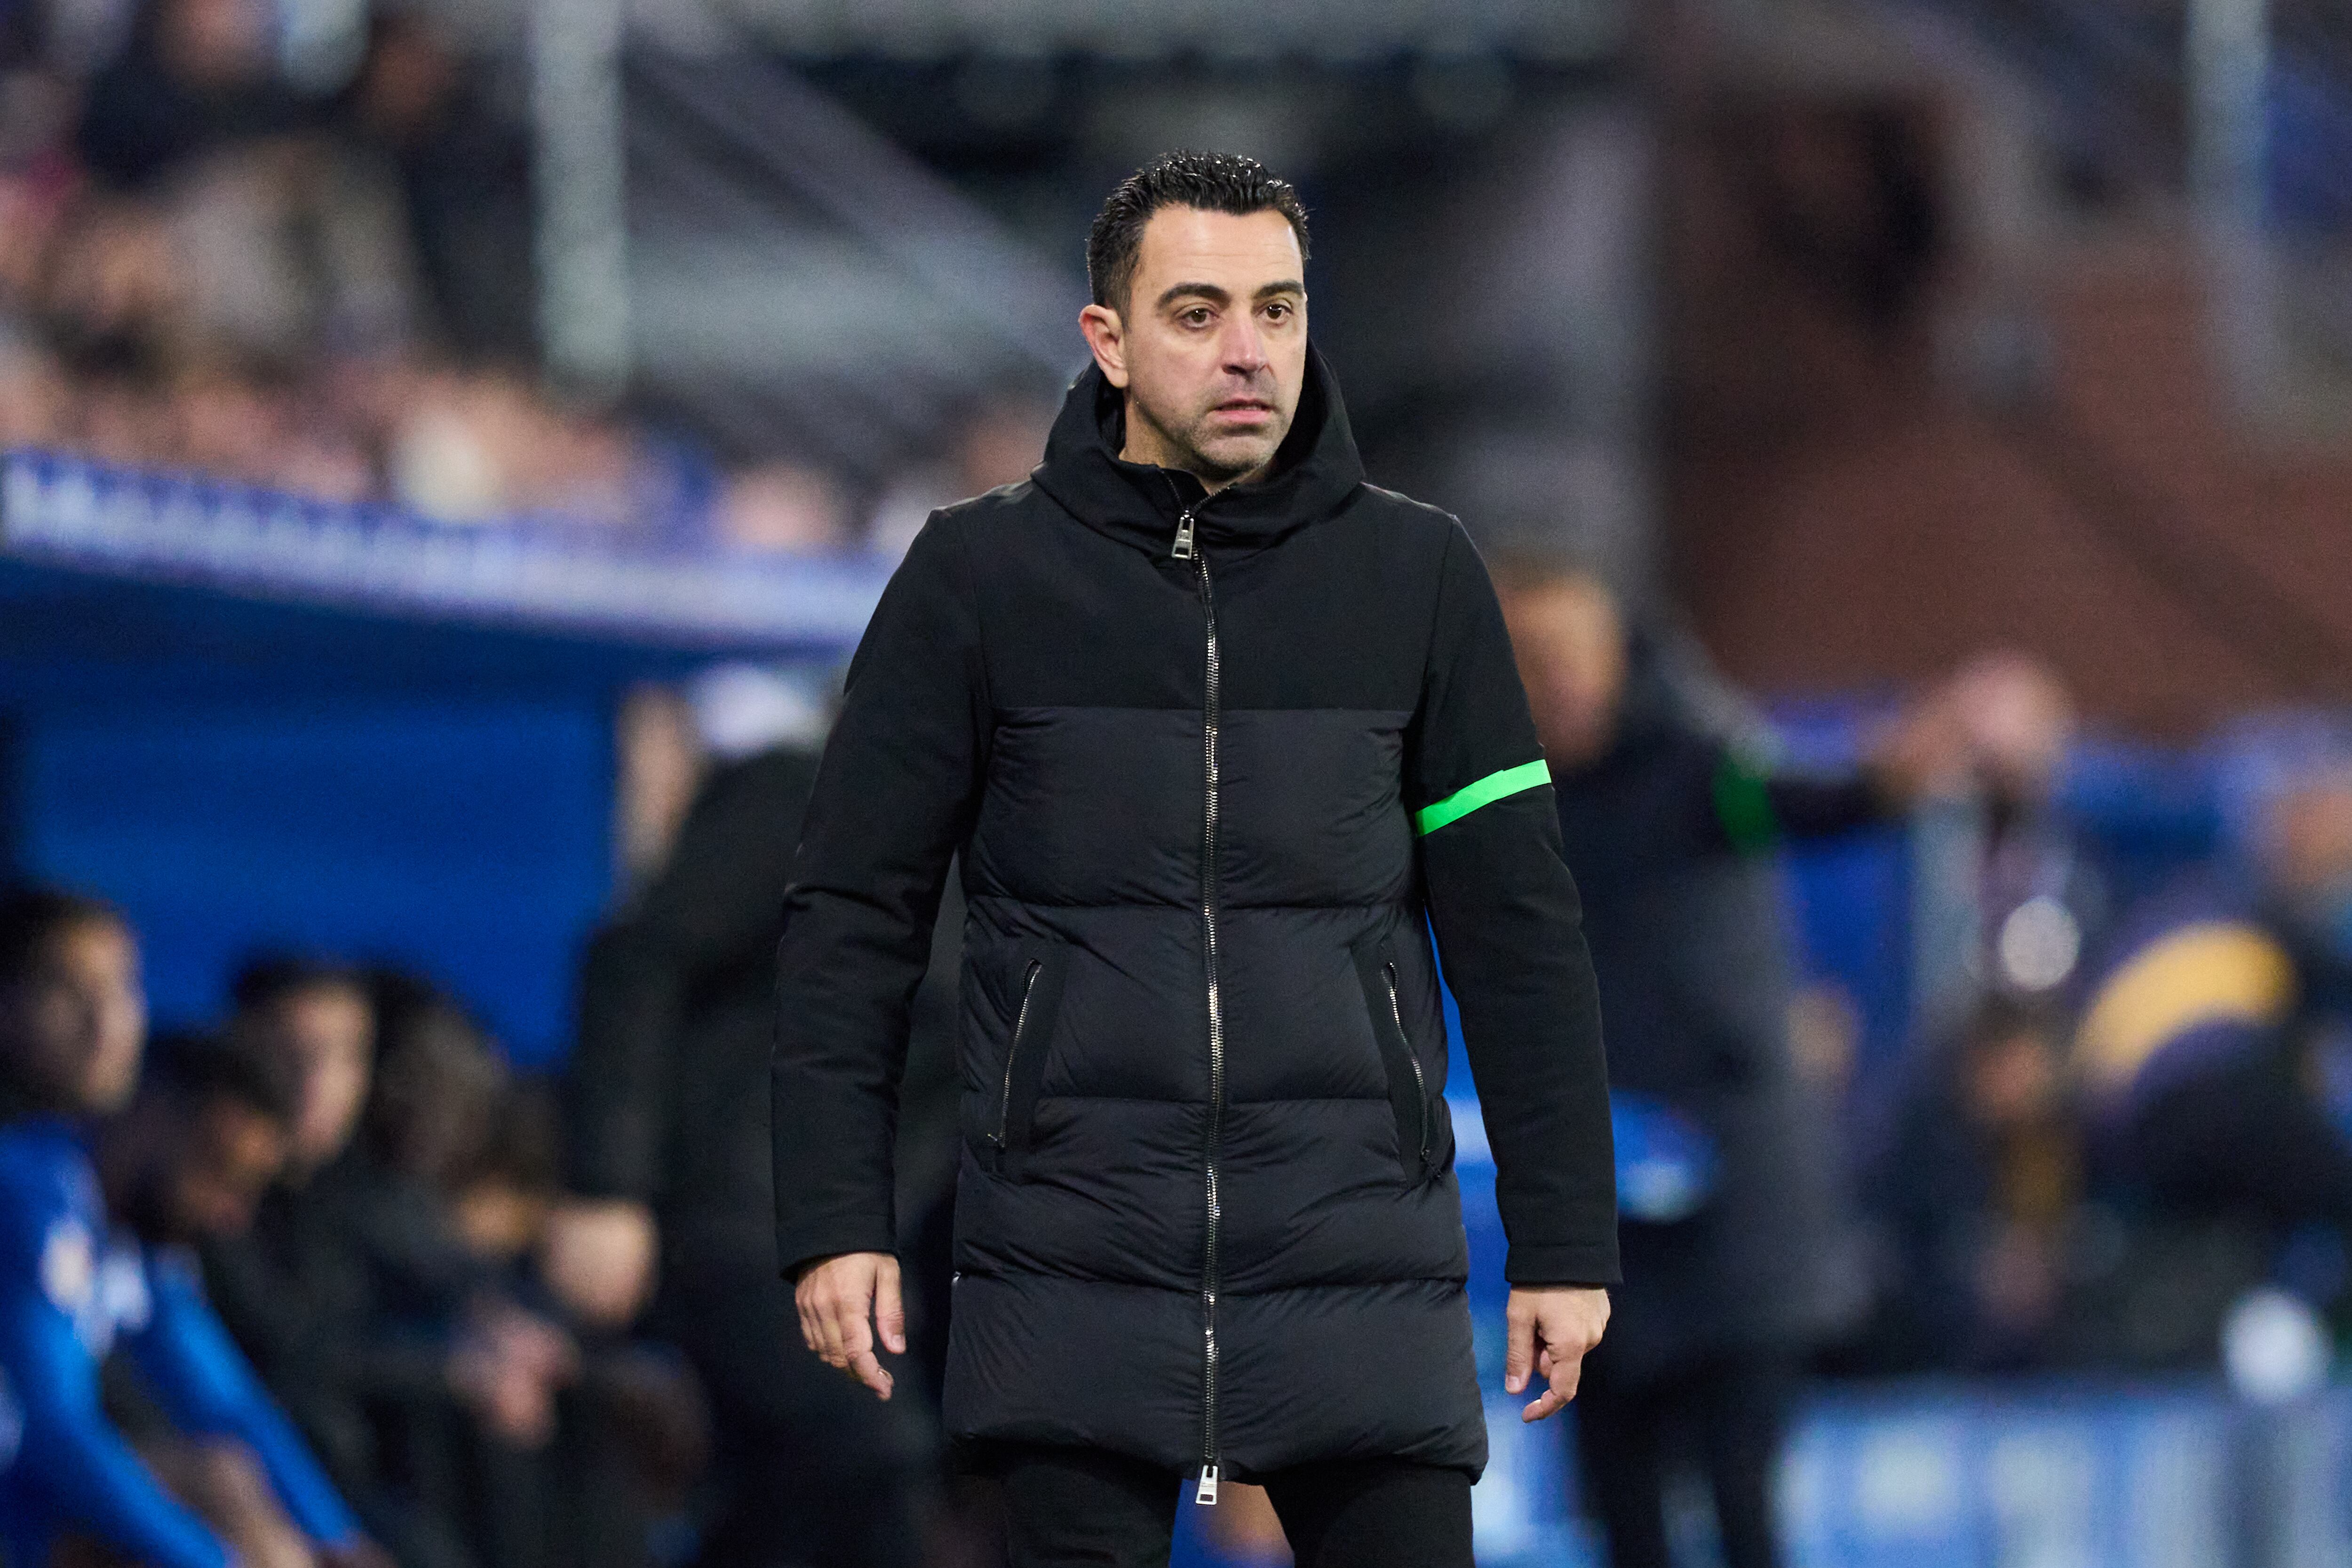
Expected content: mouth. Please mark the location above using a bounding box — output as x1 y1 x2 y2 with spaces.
1209 400 1275 422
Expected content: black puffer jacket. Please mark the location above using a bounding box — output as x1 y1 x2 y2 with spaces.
772 349 1617 1484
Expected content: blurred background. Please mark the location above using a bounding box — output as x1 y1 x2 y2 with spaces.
8 0 2352 1563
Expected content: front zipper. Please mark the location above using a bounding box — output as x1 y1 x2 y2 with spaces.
1384 963 1430 1166
985 960 1043 1163
1188 504 1226 1507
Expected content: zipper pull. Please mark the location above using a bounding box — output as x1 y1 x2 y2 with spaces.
1195 1464 1220 1505
1172 509 1196 560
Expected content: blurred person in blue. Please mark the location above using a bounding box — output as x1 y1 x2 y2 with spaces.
0 886 388 1568
1492 561 2072 1568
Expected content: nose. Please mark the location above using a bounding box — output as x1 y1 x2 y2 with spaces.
1219 313 1269 377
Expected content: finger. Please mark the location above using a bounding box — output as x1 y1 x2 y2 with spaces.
875 1258 907 1356
795 1279 828 1354
847 1344 896 1401
837 1295 892 1399
1503 1305 1534 1396
815 1289 852 1369
1522 1354 1583 1423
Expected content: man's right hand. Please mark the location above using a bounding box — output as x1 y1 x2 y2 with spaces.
794 1251 905 1400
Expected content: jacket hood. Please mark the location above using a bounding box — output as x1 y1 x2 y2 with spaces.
1030 342 1367 557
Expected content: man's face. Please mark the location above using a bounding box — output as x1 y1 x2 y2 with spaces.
1500 577 1629 771
251 985 374 1170
1081 206 1308 488
0 920 146 1114
157 1098 290 1242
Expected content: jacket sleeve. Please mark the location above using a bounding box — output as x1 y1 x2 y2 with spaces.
772 516 988 1279
570 752 821 1202
1610 731 1890 864
0 1175 229 1568
125 1254 362 1548
1407 524 1619 1287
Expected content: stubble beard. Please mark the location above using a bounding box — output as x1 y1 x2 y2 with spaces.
1132 389 1290 488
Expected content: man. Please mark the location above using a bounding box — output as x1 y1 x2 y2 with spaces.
0 889 381 1568
2078 774 2352 1230
1493 561 2069 1568
197 959 488 1568
0 889 145 1129
775 151 1618 1568
225 961 377 1180
566 737 949 1568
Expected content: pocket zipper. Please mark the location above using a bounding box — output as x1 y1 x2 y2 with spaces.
986 960 1044 1155
1384 963 1430 1165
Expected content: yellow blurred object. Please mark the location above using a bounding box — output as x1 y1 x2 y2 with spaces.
2075 922 2297 1094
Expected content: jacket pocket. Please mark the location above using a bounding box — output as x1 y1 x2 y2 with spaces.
1351 935 1431 1185
984 942 1067 1175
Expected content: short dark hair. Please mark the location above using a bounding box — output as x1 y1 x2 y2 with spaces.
0 887 126 990
145 1028 303 1129
1087 151 1311 313
231 954 366 1014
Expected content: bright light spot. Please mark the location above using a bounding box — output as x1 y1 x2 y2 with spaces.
1999 895 2081 992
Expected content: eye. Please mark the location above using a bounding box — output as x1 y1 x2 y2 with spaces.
1264 301 1293 321
1181 307 1213 327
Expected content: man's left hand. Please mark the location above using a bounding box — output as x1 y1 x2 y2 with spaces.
1504 1286 1609 1423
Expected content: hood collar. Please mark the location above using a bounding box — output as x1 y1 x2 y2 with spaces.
1030 342 1366 557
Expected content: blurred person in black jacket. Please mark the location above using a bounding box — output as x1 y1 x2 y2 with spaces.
1867 996 2084 1372
199 962 419 1536
201 967 588 1568
566 727 960 1568
1494 558 2071 1568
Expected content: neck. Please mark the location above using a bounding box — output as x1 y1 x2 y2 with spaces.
1118 396 1265 496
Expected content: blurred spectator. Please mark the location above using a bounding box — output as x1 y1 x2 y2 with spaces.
338 5 535 362
0 889 388 1568
73 0 310 192
867 393 1056 559
198 960 447 1558
712 463 851 555
353 976 582 1459
1492 557 2072 1568
612 683 707 890
566 722 960 1568
206 960 703 1568
82 1033 396 1568
200 967 564 1568
1865 996 2084 1372
0 0 795 544
0 885 145 1123
2077 773 2352 1236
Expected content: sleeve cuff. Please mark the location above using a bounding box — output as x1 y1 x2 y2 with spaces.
775 1219 898 1281
1503 1241 1621 1288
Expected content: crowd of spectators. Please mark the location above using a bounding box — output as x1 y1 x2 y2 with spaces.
0 0 1052 557
0 894 714 1568
1836 766 2352 1385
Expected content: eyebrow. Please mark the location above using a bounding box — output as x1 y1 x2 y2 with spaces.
1154 279 1307 310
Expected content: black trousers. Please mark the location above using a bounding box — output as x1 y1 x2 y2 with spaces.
655 1249 934 1568
1573 1351 1790 1568
978 1444 1475 1568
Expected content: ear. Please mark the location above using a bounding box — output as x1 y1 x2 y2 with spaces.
1079 303 1129 389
